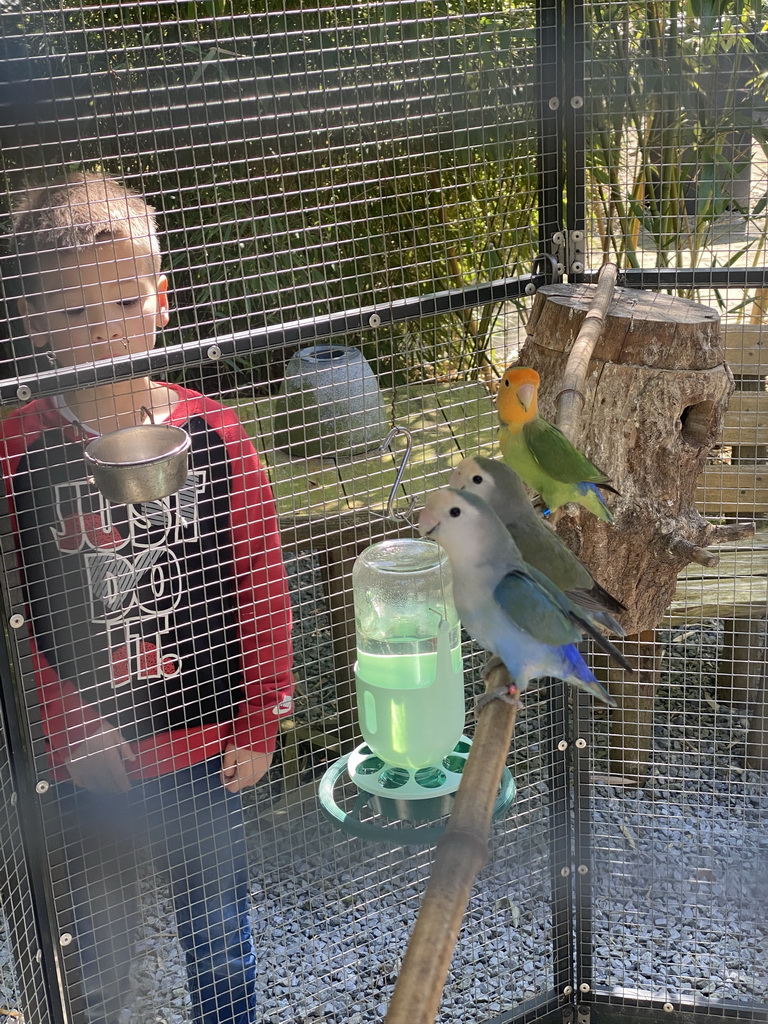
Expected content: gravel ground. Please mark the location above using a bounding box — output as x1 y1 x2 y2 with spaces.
1 563 766 1022
589 621 768 1010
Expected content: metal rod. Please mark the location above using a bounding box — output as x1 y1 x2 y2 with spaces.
536 0 563 256
580 267 768 289
0 596 70 1024
589 992 768 1023
546 683 578 1006
564 0 586 249
0 273 545 406
572 691 595 999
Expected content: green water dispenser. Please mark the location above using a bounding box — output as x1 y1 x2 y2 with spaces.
352 538 465 771
317 535 515 840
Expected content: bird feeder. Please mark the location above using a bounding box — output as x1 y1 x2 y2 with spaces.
82 405 191 505
84 423 190 504
272 343 388 460
319 538 515 844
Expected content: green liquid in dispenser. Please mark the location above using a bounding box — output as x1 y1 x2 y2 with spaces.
355 638 465 770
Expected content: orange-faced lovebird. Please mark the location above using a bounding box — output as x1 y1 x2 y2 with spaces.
496 366 618 523
450 456 626 635
418 487 623 709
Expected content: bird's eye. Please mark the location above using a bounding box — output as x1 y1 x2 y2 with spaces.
472 474 483 485
502 378 510 387
449 506 461 518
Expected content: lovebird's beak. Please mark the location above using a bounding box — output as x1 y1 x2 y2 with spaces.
417 506 439 538
517 382 535 412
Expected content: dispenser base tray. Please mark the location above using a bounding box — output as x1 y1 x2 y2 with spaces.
318 737 516 846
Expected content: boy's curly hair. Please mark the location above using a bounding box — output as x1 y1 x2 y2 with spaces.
12 171 162 296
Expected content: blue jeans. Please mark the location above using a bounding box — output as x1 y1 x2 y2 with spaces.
52 757 257 1024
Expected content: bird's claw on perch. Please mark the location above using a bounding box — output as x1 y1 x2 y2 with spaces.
477 657 522 713
476 684 522 713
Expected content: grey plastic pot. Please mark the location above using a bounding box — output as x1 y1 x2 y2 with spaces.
273 344 388 460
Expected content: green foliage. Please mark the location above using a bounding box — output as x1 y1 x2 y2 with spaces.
2 0 540 389
586 0 768 288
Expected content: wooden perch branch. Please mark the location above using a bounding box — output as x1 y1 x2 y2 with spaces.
667 536 720 567
707 521 757 545
556 262 618 441
384 663 519 1024
667 519 757 568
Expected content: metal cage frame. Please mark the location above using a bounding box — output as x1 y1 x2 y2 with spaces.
0 1 765 1022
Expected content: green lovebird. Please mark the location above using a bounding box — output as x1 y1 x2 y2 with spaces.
497 365 619 523
450 456 626 636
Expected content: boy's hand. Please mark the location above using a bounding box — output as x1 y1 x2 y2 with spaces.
66 724 137 793
221 743 273 793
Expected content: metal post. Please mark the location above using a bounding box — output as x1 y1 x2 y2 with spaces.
563 0 586 276
545 683 576 1007
571 692 595 1000
0 616 69 1024
536 0 564 259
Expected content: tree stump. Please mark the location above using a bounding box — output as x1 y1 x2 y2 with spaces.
519 284 739 782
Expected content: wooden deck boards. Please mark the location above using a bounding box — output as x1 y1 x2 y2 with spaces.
668 528 768 622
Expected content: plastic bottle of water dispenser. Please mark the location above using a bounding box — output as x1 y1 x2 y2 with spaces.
352 538 465 771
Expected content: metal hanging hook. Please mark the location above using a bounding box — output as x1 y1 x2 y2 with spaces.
378 425 417 525
531 251 560 285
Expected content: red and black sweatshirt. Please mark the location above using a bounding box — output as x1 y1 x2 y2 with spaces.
0 384 294 780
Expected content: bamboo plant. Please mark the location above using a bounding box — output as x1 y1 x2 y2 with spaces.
585 0 768 301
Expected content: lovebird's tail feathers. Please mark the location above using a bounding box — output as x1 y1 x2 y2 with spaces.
567 582 626 618
577 481 615 524
590 610 627 638
570 608 634 672
566 589 626 637
560 643 617 707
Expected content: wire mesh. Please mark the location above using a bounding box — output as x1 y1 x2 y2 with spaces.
0 706 56 1024
0 3 555 1024
575 322 768 1017
0 2 765 1024
577 4 768 1020
581 1 768 291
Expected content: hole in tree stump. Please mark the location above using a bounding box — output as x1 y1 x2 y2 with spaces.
680 401 717 447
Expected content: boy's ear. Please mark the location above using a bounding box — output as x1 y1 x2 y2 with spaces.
156 275 170 328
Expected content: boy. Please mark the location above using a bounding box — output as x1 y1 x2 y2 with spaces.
0 172 294 1024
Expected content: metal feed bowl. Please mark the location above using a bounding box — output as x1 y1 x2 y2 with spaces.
84 423 191 504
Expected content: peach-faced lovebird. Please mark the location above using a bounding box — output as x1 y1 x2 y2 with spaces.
449 456 626 635
496 366 618 523
418 488 621 708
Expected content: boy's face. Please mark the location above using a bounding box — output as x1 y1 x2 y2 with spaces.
20 237 169 369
